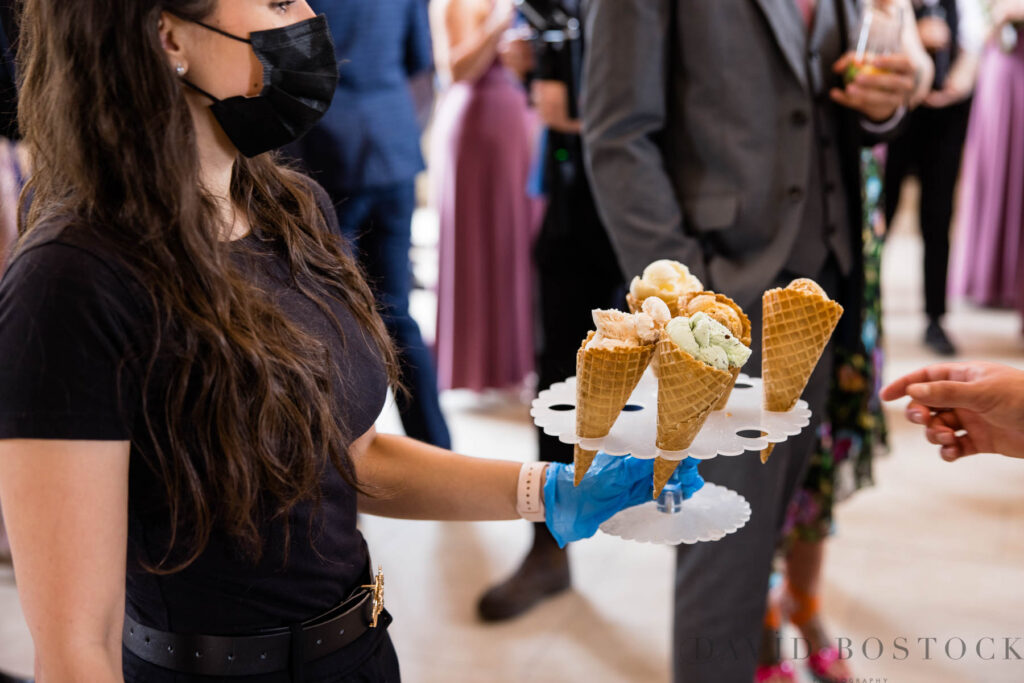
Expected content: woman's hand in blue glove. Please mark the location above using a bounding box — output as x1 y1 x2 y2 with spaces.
542 452 654 548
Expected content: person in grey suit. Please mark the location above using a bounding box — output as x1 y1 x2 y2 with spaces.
580 0 931 680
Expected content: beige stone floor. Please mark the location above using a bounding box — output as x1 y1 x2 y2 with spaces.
1 189 1023 682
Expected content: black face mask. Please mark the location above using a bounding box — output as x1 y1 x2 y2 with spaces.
183 15 338 157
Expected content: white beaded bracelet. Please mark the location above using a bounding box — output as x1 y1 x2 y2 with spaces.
516 462 548 522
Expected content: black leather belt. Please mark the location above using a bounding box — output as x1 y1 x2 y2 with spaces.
123 587 389 677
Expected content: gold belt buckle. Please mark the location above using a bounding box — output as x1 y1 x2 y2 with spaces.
361 565 385 628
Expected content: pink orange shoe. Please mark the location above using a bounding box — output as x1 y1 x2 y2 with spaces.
754 660 796 683
807 645 851 683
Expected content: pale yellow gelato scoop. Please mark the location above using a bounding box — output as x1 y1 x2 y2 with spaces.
628 260 704 308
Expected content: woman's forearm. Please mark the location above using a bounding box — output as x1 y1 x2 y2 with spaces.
0 439 130 683
446 19 504 83
948 51 980 93
36 645 122 683
355 433 527 520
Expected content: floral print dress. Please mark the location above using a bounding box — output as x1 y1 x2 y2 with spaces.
783 148 890 543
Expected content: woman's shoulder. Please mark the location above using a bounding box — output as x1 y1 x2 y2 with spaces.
2 220 148 319
0 220 150 442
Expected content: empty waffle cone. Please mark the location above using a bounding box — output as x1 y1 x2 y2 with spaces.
654 333 733 496
574 445 597 486
653 457 683 499
760 281 843 461
677 291 752 411
573 331 655 484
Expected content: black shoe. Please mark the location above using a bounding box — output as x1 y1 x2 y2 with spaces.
924 319 957 356
0 672 33 683
477 527 570 622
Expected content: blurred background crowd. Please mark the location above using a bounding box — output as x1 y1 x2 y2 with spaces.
1 0 1024 681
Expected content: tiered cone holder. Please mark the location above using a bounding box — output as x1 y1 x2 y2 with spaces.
531 368 813 545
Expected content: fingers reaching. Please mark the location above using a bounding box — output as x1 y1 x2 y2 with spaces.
926 421 979 461
905 401 960 428
905 379 987 411
881 363 974 401
924 420 956 446
903 401 980 460
940 445 963 462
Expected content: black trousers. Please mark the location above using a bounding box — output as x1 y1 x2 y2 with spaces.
883 99 972 319
533 139 624 465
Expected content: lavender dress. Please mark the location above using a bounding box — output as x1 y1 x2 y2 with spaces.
432 60 540 391
950 39 1024 321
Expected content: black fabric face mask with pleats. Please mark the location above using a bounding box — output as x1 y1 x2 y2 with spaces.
183 15 338 158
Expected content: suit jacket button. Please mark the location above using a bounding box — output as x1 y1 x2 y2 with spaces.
787 186 804 202
791 110 809 127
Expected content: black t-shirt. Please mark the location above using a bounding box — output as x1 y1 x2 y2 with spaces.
0 192 389 644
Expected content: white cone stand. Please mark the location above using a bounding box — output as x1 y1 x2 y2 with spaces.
531 368 812 545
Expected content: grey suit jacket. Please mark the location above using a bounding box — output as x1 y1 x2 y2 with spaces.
581 0 867 309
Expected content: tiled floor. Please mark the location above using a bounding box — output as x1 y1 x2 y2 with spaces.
1 187 1022 682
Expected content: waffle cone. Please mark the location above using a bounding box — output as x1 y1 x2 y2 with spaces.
573 332 654 483
653 457 681 498
714 367 743 411
655 334 732 488
761 286 843 413
574 445 597 486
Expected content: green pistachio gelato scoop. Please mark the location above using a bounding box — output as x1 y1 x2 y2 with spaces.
666 312 751 371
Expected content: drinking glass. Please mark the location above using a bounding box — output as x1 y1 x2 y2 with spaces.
845 0 905 84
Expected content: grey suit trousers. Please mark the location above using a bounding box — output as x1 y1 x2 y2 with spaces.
672 263 839 683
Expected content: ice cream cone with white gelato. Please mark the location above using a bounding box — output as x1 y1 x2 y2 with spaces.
760 278 843 462
626 260 704 316
573 308 659 485
654 312 751 495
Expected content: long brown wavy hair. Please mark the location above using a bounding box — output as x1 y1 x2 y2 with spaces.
15 0 400 571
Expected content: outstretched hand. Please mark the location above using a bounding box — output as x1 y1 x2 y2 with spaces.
880 362 1024 461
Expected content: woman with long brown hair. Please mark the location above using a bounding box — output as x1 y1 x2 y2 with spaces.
0 2 654 681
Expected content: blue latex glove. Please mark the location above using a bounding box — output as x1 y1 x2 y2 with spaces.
668 458 705 501
543 452 655 548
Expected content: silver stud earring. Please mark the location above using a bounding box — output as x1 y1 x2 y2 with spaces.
175 63 186 77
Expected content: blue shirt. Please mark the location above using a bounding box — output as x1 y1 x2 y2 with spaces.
297 0 434 192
